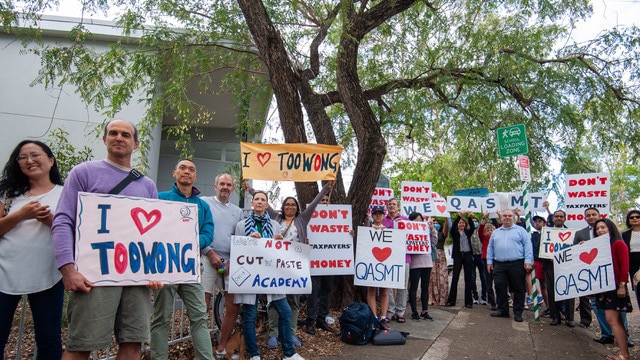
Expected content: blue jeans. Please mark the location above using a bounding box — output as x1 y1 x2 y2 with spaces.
243 297 294 357
591 298 629 338
0 281 64 360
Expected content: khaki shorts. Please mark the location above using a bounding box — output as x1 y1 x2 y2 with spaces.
66 286 152 351
201 255 228 294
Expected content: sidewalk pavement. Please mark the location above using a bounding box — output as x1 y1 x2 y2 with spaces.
317 303 616 360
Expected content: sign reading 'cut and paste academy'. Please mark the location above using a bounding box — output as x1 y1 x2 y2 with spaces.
497 123 528 158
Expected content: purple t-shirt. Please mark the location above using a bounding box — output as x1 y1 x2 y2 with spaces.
52 160 158 268
383 213 411 263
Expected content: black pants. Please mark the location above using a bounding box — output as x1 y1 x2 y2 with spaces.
494 259 526 316
577 296 592 325
543 264 575 322
482 258 496 306
306 275 333 323
409 267 432 313
447 252 473 306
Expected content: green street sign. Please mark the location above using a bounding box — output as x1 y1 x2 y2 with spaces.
497 123 528 158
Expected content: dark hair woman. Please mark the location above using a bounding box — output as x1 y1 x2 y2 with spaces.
593 218 632 360
0 140 64 359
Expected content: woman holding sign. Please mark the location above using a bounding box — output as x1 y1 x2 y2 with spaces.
0 140 64 359
407 212 437 321
593 218 632 360
245 181 333 347
234 190 305 360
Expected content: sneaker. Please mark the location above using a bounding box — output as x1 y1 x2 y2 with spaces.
283 353 305 360
526 296 533 305
478 300 488 305
267 336 278 349
473 299 480 305
411 312 421 320
249 357 261 360
537 295 544 304
290 336 301 348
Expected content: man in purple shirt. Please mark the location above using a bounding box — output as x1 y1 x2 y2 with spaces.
52 120 160 360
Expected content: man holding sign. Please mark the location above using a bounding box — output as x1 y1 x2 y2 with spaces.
52 120 160 360
150 160 214 360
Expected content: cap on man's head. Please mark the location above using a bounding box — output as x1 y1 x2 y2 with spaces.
533 215 546 222
371 205 385 214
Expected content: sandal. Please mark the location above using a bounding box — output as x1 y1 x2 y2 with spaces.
396 315 405 323
605 355 628 360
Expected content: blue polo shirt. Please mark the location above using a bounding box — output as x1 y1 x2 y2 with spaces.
487 224 532 265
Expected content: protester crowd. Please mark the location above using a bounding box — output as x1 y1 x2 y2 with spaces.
0 119 637 360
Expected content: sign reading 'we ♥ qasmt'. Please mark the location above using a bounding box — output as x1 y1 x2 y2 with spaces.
354 226 406 289
553 235 615 301
75 193 200 286
240 142 343 182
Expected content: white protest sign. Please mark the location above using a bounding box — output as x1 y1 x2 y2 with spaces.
538 227 578 259
492 192 526 212
400 181 432 217
229 236 311 294
423 191 448 216
565 173 610 228
307 204 354 276
370 187 394 208
354 226 406 289
553 235 615 301
482 196 500 215
444 244 454 267
75 192 200 286
447 196 482 212
397 220 431 255
528 192 547 212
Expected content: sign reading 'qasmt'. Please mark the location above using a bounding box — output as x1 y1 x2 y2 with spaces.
75 193 201 286
240 142 343 182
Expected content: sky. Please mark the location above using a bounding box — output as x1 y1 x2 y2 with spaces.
44 0 640 207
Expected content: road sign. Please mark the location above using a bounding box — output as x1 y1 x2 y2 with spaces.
497 123 528 158
518 155 531 182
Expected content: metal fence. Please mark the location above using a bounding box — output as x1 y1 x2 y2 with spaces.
11 295 204 360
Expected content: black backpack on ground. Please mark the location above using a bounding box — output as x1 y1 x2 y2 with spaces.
338 302 381 345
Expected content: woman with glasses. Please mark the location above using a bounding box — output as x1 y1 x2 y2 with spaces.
244 181 333 349
0 140 64 359
622 210 640 307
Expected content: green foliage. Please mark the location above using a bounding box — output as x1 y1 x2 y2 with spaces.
45 128 94 180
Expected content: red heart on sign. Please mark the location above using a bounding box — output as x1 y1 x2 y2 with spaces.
372 247 392 262
131 208 162 235
257 152 271 167
436 205 447 214
558 232 572 242
579 248 598 265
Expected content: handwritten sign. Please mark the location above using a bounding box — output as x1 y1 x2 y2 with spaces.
400 181 432 216
397 220 431 254
240 142 342 182
553 235 615 301
75 193 200 286
354 226 406 289
538 228 578 259
424 191 448 216
229 236 311 294
370 187 394 209
307 204 354 276
447 196 482 212
564 173 610 228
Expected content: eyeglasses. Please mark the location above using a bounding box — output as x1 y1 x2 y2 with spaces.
630 216 640 220
16 153 44 163
284 203 297 207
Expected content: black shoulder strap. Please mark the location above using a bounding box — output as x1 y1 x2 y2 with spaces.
108 169 144 194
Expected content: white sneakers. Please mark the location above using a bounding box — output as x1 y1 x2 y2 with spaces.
283 353 305 360
249 356 261 360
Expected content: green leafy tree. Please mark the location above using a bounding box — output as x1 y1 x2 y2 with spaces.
45 128 94 180
4 0 640 303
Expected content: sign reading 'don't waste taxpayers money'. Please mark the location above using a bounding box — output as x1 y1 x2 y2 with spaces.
74 192 201 286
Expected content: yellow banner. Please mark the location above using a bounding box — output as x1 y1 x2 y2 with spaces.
240 142 342 181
